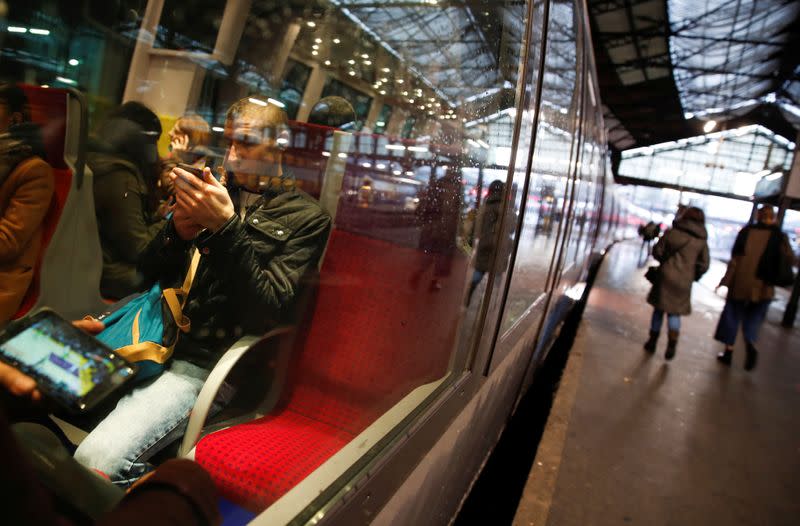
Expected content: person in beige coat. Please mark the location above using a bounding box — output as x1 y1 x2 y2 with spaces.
714 205 794 371
0 84 54 323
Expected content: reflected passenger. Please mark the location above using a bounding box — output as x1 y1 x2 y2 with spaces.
74 97 331 486
714 205 794 370
411 170 462 291
159 113 213 205
0 84 54 322
467 180 506 304
643 206 709 360
88 102 166 299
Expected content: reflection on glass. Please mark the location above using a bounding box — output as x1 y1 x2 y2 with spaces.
0 0 535 517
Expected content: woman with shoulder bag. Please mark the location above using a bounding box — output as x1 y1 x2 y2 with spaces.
643 206 710 360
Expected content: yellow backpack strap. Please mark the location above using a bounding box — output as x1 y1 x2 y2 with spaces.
161 249 201 335
115 341 173 364
114 309 174 364
181 249 202 300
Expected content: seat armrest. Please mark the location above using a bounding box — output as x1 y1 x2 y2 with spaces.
179 327 293 457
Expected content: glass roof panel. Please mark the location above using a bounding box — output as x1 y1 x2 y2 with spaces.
668 0 800 122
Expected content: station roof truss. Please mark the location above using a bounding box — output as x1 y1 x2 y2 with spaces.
332 0 525 104
588 0 800 152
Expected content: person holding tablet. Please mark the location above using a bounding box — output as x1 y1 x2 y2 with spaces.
0 318 220 526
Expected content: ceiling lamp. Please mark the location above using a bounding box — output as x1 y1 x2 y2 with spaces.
703 120 717 133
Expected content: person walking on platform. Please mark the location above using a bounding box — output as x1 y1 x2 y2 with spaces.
714 205 794 371
643 206 710 360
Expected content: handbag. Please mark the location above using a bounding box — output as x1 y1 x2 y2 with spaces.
96 250 200 381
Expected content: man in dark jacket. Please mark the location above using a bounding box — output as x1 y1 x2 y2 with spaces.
74 97 331 485
714 205 794 370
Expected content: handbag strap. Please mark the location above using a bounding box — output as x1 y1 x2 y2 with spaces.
662 237 691 264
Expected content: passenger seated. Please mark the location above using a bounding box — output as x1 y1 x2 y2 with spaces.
74 96 331 486
0 354 220 526
88 102 166 299
159 113 213 210
0 83 54 323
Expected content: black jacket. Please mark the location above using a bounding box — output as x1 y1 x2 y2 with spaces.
138 187 331 368
90 151 165 298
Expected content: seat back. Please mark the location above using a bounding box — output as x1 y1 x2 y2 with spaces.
14 86 105 319
280 227 465 435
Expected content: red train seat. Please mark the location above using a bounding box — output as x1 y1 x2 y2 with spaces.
194 229 467 511
13 86 72 318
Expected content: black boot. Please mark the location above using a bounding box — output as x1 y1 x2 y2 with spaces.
665 330 679 361
717 347 733 365
744 342 758 371
643 331 659 353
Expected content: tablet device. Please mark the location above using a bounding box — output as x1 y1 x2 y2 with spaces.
0 310 137 413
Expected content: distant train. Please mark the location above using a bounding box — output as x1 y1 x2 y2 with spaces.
1 0 648 524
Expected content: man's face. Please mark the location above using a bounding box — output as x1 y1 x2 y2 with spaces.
224 117 282 191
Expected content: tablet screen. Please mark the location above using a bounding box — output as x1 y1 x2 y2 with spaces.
0 318 127 399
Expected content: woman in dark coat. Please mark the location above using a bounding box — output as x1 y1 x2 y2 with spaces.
643 206 710 360
88 102 165 299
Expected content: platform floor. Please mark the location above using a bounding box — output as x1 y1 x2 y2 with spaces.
513 240 800 526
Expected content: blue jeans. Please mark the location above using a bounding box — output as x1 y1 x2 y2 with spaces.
74 360 210 486
650 309 681 333
714 299 770 346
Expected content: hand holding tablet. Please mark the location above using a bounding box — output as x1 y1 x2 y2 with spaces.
0 310 137 413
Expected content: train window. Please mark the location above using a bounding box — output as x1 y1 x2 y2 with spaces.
281 60 313 120
0 0 542 519
497 0 582 340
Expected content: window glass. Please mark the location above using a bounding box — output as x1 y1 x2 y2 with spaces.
0 0 536 519
499 0 581 337
281 60 313 119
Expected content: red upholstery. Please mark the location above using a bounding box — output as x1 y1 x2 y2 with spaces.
12 86 72 318
195 230 468 510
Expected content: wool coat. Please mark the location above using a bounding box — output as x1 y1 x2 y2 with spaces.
646 217 710 315
0 157 54 322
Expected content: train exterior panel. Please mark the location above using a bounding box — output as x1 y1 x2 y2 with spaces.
0 0 648 523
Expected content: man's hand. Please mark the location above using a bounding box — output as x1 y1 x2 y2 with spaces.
171 201 205 241
172 167 235 233
0 362 40 400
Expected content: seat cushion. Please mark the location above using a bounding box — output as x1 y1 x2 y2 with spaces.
196 410 353 511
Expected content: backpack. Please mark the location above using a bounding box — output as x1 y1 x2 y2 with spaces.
95 251 200 381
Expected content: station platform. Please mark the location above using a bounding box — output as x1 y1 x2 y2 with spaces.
513 240 800 526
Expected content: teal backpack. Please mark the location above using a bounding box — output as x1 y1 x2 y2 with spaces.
96 251 200 381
